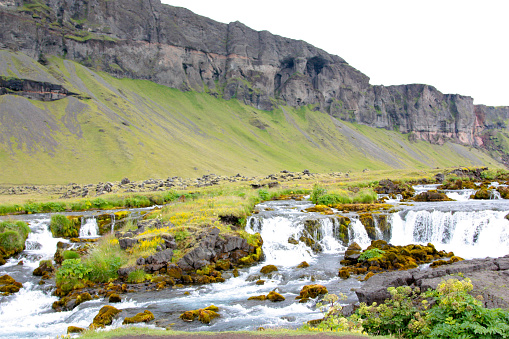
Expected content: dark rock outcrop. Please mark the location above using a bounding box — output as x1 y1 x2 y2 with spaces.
356 255 509 309
0 76 78 101
0 0 507 149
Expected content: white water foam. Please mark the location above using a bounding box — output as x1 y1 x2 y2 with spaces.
349 219 371 249
79 217 99 238
390 210 509 258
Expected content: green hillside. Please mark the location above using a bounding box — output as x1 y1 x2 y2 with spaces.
0 50 502 184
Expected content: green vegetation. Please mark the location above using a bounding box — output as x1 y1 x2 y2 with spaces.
304 278 509 338
55 258 90 293
127 269 148 283
0 50 502 184
84 234 127 283
358 248 385 261
0 220 30 258
310 184 378 205
49 214 79 238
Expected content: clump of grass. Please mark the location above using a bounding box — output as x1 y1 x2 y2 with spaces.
84 234 127 283
127 269 149 283
62 250 80 260
50 214 79 238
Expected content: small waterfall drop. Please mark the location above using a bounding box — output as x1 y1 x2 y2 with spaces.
349 219 371 249
79 217 99 238
390 210 509 258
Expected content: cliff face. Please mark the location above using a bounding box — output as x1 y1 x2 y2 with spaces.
0 0 508 148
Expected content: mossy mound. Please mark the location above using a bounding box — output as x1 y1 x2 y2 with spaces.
438 179 476 190
296 261 310 268
305 205 334 215
75 292 92 306
33 260 54 277
473 188 491 200
90 305 121 329
108 293 121 303
267 291 285 302
375 179 415 200
0 220 30 260
412 190 453 202
296 284 328 300
339 240 458 278
67 326 86 334
497 186 509 199
0 274 23 295
180 305 219 324
260 265 278 274
248 295 267 301
123 310 154 324
333 204 394 213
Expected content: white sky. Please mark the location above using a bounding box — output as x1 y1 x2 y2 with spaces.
161 0 508 107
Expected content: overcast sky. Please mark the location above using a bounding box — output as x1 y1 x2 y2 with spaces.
161 0 508 106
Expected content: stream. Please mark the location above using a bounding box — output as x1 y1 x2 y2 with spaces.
1 188 509 338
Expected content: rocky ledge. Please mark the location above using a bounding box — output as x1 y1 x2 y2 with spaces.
356 255 509 309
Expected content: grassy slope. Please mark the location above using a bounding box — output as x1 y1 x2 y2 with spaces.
0 50 502 184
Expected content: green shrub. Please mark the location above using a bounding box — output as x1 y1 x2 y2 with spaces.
127 269 148 283
0 221 30 256
359 248 385 261
50 214 79 238
24 201 42 214
123 195 152 208
62 250 80 260
258 189 270 201
306 278 509 338
316 193 352 205
310 184 327 204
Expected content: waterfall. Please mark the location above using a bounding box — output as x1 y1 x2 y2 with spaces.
349 219 371 249
490 190 502 200
79 217 99 238
390 210 509 258
110 213 116 233
444 189 475 201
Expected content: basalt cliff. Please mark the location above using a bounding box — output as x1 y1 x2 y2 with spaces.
0 0 508 183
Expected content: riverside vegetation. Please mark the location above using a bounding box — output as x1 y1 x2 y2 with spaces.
1 167 509 337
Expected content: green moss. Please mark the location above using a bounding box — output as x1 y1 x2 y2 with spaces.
0 221 30 258
49 214 79 238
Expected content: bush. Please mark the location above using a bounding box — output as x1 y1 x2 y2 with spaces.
0 220 30 257
306 278 509 338
40 201 66 212
258 189 270 201
310 184 327 204
50 214 79 238
353 189 378 204
316 193 352 205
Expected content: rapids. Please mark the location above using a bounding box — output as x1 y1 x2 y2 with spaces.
0 189 508 338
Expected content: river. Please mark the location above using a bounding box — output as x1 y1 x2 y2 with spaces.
0 187 508 338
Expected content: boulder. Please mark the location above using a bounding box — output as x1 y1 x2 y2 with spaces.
355 270 415 305
145 249 173 265
90 305 121 329
260 265 278 274
296 284 328 300
123 310 154 324
267 291 285 302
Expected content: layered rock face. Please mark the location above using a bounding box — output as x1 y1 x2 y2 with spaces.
0 0 507 147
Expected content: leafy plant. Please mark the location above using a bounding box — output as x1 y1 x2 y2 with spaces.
258 189 270 201
55 258 91 293
62 250 80 260
310 184 327 204
359 248 385 261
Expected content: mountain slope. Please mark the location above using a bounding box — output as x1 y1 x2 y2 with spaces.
0 0 508 152
0 50 501 184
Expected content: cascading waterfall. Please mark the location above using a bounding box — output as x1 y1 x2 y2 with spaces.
79 217 99 238
348 219 371 248
390 210 509 258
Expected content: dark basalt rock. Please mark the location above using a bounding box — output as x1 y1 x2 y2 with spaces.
356 255 509 309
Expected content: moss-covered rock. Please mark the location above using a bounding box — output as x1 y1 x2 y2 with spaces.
413 190 452 202
296 284 328 300
90 305 121 329
296 261 309 268
179 305 219 324
123 310 154 324
33 260 54 277
339 240 455 277
359 214 376 240
75 292 92 306
248 295 267 301
267 291 285 302
0 274 23 295
260 265 278 274
108 293 121 303
473 188 490 200
67 326 86 334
